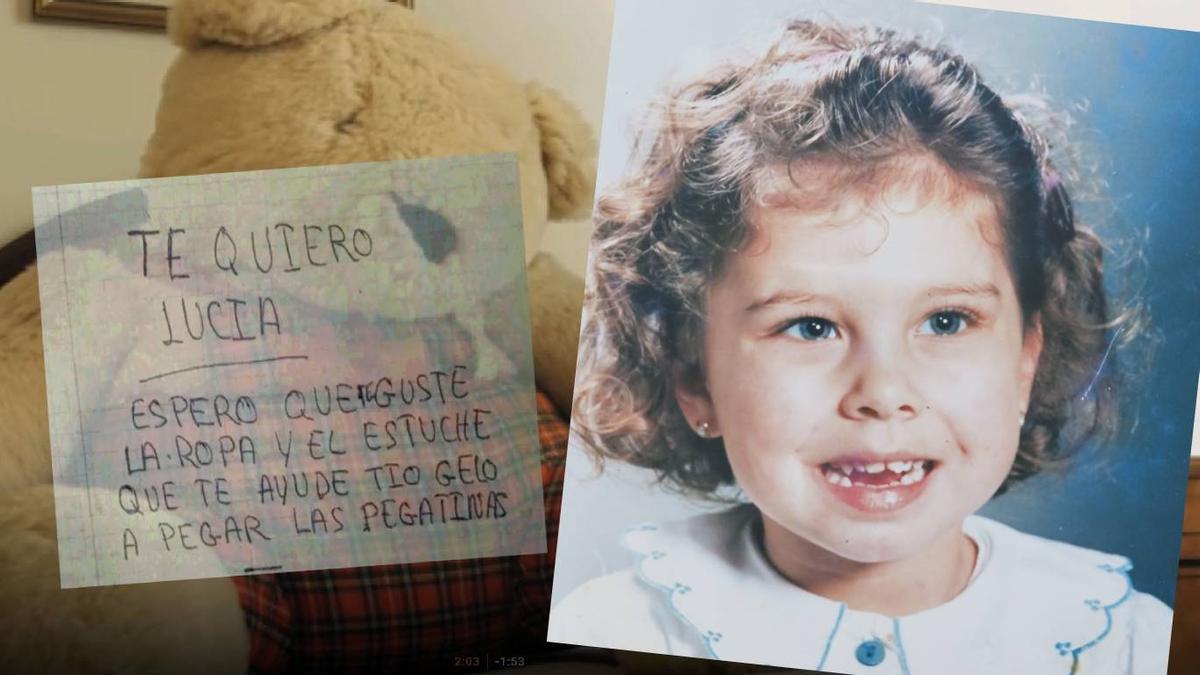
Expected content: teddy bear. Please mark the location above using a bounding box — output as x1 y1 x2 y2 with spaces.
143 0 594 411
0 0 593 672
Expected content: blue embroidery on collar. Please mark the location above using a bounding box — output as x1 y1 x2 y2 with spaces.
893 618 913 675
816 604 846 670
627 530 721 659
1054 561 1135 673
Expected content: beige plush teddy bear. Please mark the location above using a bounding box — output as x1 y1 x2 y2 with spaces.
144 0 594 411
0 0 592 672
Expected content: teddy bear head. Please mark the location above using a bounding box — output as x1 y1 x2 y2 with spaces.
140 0 595 262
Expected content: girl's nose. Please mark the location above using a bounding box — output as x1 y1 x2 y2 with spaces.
837 350 923 422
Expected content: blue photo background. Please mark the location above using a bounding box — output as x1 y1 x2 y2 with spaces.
936 9 1200 607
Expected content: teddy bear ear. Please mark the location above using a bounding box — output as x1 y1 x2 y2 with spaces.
526 83 597 219
167 0 379 49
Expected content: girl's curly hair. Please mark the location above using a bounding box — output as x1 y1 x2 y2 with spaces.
574 19 1142 499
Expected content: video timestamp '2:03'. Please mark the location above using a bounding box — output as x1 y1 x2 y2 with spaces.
451 654 528 670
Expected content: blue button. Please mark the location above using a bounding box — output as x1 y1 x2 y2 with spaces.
855 639 886 667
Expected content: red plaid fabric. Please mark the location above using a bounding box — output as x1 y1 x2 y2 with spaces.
233 390 569 673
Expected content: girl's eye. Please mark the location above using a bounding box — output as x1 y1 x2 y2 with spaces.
920 310 970 336
783 317 839 341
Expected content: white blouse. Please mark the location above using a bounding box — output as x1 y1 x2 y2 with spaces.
548 506 1174 674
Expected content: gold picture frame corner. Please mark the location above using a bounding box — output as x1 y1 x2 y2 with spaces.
33 0 414 30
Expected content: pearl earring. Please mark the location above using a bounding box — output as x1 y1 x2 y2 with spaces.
1018 411 1026 426
694 421 714 438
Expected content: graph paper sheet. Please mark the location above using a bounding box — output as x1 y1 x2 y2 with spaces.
33 155 545 588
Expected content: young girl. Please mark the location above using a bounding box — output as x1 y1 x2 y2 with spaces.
548 19 1173 675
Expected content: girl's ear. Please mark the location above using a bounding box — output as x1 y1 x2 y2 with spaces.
672 363 721 437
1018 313 1045 406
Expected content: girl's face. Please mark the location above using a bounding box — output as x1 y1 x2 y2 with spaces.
675 162 1043 564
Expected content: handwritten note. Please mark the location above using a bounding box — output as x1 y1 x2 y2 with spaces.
33 156 545 588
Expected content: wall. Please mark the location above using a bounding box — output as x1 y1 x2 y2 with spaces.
416 0 614 274
0 2 177 248
415 0 611 135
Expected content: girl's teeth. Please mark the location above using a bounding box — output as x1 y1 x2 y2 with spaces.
823 459 934 488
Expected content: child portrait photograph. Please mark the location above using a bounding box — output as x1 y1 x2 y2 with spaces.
548 1 1200 673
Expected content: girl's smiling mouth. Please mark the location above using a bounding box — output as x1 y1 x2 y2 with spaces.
817 457 940 513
